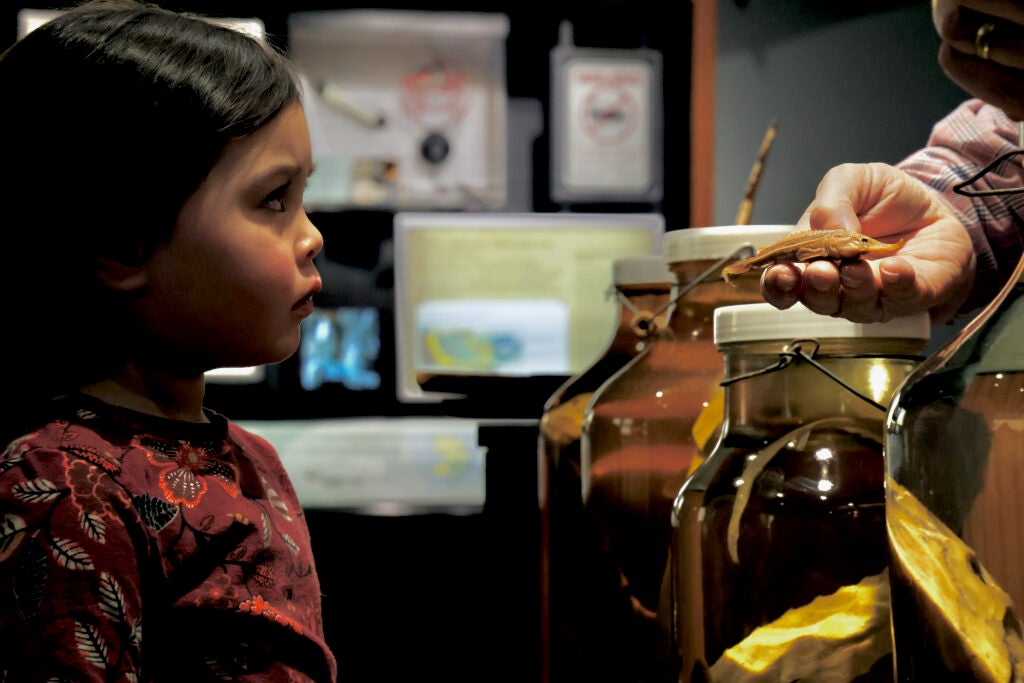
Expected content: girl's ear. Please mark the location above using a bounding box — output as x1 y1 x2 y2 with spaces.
95 250 148 292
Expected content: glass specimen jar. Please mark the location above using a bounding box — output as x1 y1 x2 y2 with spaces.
577 225 795 682
671 302 929 683
539 255 674 683
885 253 1024 682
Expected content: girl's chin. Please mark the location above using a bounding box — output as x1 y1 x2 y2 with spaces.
208 333 301 375
232 345 300 372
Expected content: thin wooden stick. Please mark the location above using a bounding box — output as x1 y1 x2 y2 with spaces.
735 119 777 225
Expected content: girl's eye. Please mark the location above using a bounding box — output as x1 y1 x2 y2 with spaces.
262 184 289 212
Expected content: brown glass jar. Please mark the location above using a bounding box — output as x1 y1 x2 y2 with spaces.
886 254 1024 682
576 225 795 682
539 255 674 683
672 303 929 683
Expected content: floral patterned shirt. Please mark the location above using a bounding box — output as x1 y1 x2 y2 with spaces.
0 394 337 682
896 98 1024 317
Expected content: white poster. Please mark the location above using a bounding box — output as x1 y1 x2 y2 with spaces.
562 57 655 193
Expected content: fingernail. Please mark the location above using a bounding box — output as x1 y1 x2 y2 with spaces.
774 269 798 293
840 272 862 289
880 267 901 285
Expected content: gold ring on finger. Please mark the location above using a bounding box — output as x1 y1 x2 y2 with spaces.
976 22 996 60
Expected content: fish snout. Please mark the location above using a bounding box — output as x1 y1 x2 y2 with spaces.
866 237 904 254
839 236 903 259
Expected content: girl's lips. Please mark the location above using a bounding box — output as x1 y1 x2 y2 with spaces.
294 297 315 317
293 280 322 312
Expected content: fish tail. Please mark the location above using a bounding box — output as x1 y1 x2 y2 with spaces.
722 262 749 286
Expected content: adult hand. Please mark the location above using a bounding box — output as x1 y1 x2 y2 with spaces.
760 162 976 325
932 0 1024 121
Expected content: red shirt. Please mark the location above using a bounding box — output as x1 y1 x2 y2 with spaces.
0 394 337 682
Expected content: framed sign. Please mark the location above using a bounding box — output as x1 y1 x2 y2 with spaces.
550 41 663 204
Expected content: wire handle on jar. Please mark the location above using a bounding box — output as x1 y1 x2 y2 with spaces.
610 243 758 334
719 338 888 413
952 121 1024 197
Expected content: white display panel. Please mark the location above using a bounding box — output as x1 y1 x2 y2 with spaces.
289 10 509 211
393 212 664 402
550 42 664 204
240 417 486 514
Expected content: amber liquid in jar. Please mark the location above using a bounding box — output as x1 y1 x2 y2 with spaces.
582 262 766 607
539 280 671 683
578 259 767 681
676 423 890 680
886 262 1024 682
674 335 924 683
582 321 722 610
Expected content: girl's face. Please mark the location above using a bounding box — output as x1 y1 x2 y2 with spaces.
138 102 323 374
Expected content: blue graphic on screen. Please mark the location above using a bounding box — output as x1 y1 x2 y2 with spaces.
300 307 381 391
416 300 570 375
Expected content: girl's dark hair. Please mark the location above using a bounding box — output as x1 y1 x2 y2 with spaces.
0 0 301 421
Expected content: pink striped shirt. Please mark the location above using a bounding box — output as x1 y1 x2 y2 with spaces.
896 98 1024 316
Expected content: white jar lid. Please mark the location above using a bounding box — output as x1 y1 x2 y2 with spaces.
614 255 675 285
714 302 931 345
663 225 797 263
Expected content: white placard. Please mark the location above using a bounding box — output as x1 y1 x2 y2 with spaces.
551 46 663 203
239 417 486 514
564 58 653 191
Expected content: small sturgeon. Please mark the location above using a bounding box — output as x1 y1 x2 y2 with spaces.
722 229 904 284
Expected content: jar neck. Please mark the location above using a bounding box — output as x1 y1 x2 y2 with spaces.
610 282 673 355
662 258 768 339
719 339 925 429
670 258 766 303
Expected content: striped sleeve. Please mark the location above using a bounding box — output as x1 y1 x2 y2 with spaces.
896 98 1024 316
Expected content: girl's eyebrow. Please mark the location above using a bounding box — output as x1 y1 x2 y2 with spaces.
250 161 316 184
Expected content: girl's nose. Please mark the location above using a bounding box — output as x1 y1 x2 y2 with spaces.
299 216 324 262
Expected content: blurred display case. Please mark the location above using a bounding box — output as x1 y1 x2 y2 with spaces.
290 9 510 211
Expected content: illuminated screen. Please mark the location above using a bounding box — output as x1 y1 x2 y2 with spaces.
299 306 382 393
394 212 664 402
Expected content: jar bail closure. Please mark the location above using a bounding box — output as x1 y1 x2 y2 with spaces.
719 338 888 413
609 243 757 334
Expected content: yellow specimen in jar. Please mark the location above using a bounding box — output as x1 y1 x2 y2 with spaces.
540 393 593 446
887 477 1024 682
709 571 892 682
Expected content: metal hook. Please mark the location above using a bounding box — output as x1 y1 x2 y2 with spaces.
720 338 887 413
608 243 757 335
954 122 1024 197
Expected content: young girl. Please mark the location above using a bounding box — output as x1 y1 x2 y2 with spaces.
0 1 337 680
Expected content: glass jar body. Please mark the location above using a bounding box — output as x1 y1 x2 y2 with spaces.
575 259 765 681
885 262 1024 682
539 282 671 683
674 340 923 683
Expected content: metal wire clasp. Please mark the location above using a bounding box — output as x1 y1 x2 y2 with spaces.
719 338 887 413
610 243 758 334
953 121 1024 197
